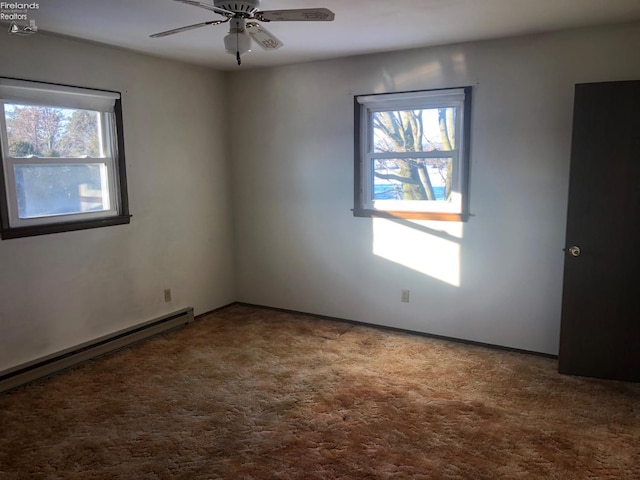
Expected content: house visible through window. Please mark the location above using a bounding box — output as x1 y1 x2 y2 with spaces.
0 77 130 239
354 87 472 221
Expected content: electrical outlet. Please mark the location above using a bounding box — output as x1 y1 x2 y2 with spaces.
401 289 410 303
164 288 172 302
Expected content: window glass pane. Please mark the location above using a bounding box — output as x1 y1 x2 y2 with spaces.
4 104 104 158
14 163 110 218
373 107 456 153
373 158 454 202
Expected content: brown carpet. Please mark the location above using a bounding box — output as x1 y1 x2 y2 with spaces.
0 304 638 479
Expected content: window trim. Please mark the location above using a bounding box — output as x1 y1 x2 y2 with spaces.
0 77 130 239
353 86 472 222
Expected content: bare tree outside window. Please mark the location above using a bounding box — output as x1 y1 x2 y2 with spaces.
371 108 456 202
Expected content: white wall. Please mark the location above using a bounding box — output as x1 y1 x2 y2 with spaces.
0 33 235 371
228 22 640 355
1 22 637 370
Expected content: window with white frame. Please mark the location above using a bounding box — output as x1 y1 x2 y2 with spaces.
0 77 130 239
354 87 471 221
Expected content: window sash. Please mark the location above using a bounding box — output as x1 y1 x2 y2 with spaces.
0 98 121 229
358 91 466 215
371 196 463 213
3 158 119 227
365 104 462 156
363 154 461 212
367 151 458 160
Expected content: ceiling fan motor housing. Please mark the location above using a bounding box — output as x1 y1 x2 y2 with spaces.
214 0 260 16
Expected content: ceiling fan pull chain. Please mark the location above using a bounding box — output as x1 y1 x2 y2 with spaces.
236 29 241 65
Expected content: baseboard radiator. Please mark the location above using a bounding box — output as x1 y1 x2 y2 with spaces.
0 307 195 395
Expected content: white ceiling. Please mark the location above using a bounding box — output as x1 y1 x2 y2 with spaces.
10 0 640 70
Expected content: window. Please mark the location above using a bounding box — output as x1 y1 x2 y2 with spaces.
0 77 130 239
354 87 471 221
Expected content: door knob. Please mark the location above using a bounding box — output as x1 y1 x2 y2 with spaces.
567 246 581 257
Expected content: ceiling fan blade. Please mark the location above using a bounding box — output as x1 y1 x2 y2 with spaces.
150 19 228 38
246 22 283 50
256 8 335 22
173 0 234 16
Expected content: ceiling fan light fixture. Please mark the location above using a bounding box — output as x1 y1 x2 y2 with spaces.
224 31 252 56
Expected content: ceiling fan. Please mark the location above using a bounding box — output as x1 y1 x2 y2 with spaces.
150 0 335 65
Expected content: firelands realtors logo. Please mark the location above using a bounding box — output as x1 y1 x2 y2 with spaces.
2 2 39 35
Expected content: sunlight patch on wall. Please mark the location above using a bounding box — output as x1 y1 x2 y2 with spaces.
373 219 463 287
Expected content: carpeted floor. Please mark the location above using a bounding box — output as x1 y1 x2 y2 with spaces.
0 304 638 479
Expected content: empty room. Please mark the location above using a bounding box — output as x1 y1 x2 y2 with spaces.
0 1 638 478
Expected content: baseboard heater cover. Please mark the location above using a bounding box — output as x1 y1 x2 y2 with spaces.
0 307 195 395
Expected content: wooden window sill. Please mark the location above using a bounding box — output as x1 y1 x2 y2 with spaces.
352 209 468 222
